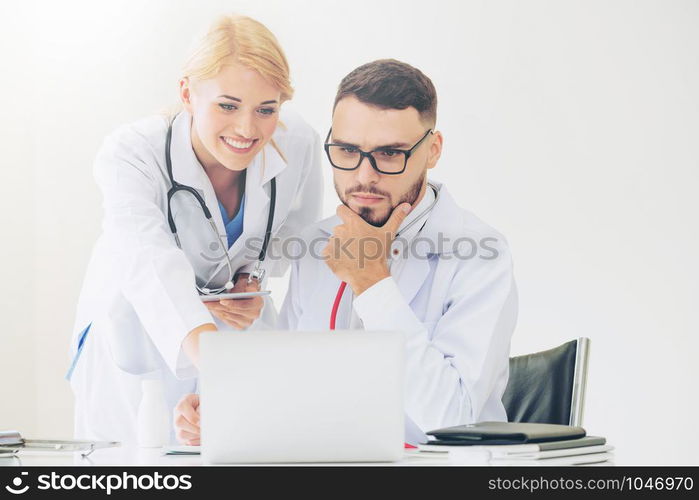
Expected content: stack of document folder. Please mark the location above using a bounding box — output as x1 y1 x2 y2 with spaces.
418 436 613 465
418 422 613 465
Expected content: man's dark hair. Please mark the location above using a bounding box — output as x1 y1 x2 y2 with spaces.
333 59 437 126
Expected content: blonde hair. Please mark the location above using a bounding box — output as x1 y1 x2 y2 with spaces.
182 14 293 102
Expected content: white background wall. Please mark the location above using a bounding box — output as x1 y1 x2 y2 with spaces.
1 0 697 465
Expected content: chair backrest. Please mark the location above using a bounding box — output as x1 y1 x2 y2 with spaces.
502 337 590 426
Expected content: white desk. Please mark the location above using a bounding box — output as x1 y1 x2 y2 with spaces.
0 446 451 467
1 447 617 466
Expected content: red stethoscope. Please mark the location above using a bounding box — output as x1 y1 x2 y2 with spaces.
329 282 348 330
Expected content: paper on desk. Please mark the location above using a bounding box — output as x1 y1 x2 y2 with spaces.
448 449 614 466
487 452 614 466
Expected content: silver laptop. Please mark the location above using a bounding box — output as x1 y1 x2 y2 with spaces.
199 330 405 464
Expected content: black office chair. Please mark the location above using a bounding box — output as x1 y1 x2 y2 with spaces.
502 337 590 426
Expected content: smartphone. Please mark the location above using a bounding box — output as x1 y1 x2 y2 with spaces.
199 291 271 302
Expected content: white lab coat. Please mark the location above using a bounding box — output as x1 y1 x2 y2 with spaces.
69 108 322 444
278 181 518 444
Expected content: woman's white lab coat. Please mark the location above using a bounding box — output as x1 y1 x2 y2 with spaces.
69 108 322 444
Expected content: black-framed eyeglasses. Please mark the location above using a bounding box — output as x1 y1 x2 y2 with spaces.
324 128 433 175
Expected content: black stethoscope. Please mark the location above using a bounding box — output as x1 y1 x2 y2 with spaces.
164 115 276 294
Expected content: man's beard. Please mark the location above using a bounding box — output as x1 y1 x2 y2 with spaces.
335 172 426 227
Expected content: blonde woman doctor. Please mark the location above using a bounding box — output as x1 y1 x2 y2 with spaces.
68 15 322 444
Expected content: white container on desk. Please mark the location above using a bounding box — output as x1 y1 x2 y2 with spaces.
137 379 169 448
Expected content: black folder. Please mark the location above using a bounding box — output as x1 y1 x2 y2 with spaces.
426 421 586 445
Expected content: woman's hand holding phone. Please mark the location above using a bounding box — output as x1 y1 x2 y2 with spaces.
203 274 265 329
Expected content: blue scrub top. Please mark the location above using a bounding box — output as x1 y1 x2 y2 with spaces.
218 194 245 248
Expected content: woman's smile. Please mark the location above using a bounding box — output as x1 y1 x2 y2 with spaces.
221 135 258 154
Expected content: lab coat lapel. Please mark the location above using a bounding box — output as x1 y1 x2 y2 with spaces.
418 181 465 258
392 182 465 305
170 111 227 237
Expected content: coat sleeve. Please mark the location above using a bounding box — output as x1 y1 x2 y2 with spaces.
266 129 323 278
94 127 213 379
352 246 518 434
